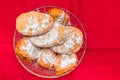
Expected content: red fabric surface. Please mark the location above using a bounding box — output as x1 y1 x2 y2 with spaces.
0 0 120 80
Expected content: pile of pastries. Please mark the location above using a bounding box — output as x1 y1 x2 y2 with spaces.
15 8 83 75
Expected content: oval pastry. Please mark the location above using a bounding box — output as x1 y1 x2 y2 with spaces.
37 49 56 69
51 26 83 54
29 22 66 47
54 54 78 75
16 11 54 36
48 8 70 25
15 37 40 62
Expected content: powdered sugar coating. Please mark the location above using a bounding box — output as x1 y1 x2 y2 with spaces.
54 54 78 75
51 26 83 54
37 49 56 69
59 54 77 68
16 11 54 36
56 11 66 24
29 22 66 47
15 37 40 61
20 38 40 59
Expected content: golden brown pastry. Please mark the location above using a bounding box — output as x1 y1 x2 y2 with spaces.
15 37 40 62
51 26 83 54
37 49 56 69
48 8 70 25
15 8 84 75
16 11 54 36
54 54 78 75
29 22 66 47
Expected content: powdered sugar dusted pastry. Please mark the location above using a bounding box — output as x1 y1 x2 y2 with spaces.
16 11 54 36
15 37 40 62
54 54 78 75
48 8 70 25
29 22 66 47
37 49 56 69
51 26 83 54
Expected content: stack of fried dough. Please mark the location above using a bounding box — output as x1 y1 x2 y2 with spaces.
15 8 83 75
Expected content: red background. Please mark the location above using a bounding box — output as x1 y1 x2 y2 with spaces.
0 0 120 80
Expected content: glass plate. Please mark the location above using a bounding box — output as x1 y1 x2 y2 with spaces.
13 6 87 78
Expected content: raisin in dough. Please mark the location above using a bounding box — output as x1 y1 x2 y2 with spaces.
15 37 40 62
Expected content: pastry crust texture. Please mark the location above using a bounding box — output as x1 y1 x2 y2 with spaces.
48 8 70 25
15 8 84 76
16 11 54 36
54 54 78 75
29 22 66 47
37 49 56 69
15 37 40 62
51 26 83 54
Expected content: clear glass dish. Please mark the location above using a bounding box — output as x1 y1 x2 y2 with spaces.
13 6 87 78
